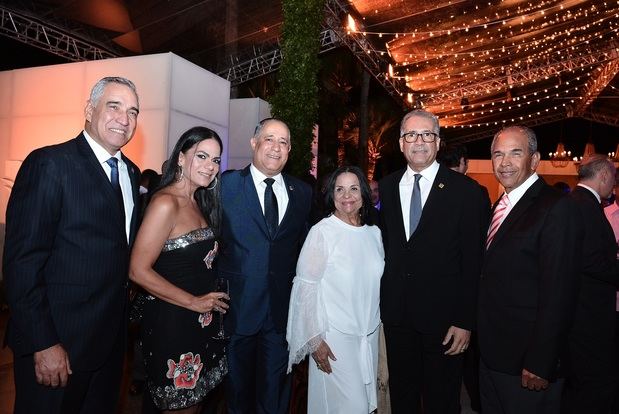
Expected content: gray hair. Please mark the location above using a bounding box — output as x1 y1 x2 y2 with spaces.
578 154 615 180
400 109 440 136
89 77 139 109
491 125 537 154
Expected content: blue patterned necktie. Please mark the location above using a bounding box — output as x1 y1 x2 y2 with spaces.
264 178 278 238
106 157 124 209
409 173 422 237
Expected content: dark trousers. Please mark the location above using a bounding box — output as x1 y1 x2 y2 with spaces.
225 313 291 414
563 334 617 414
480 359 563 414
13 335 124 414
463 333 481 412
383 324 463 414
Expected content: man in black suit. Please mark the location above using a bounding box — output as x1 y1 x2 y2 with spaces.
379 109 487 414
3 76 141 414
478 125 582 414
563 154 618 414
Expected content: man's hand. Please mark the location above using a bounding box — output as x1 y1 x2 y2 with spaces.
521 368 549 391
443 326 471 355
34 344 72 387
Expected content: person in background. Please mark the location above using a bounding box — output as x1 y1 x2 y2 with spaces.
4 76 141 414
563 154 618 414
287 166 384 413
552 181 571 194
478 125 582 414
370 179 381 210
603 168 619 414
129 126 229 413
437 142 469 174
219 118 312 414
379 109 487 414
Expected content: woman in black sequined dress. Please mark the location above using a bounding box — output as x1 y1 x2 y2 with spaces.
130 127 228 413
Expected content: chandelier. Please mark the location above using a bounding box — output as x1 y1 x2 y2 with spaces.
549 142 570 168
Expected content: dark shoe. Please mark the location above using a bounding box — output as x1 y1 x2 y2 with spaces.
129 380 145 395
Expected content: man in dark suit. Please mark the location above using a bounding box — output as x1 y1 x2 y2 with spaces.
379 109 487 414
478 125 582 414
563 154 618 414
3 76 141 414
219 118 312 414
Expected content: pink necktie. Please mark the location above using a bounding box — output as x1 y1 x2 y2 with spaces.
486 194 509 249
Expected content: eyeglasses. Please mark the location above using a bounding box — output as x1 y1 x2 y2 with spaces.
401 131 438 143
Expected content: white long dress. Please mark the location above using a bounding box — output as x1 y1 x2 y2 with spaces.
286 214 385 414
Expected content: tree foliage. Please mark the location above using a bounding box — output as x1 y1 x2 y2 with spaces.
270 0 325 177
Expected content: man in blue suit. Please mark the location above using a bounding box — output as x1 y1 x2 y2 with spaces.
220 118 312 413
4 77 141 414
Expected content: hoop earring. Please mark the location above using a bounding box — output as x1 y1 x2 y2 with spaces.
175 165 184 182
206 176 218 191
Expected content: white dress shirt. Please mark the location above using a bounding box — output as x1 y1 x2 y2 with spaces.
83 130 133 242
399 161 440 240
250 164 289 224
494 173 540 225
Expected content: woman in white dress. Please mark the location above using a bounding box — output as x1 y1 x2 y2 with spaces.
287 166 385 414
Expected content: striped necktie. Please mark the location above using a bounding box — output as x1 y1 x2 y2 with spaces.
486 193 509 249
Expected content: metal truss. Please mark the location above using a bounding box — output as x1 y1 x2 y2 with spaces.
580 110 619 128
570 54 619 116
217 0 408 106
0 5 118 62
423 41 619 108
217 29 339 86
447 111 567 144
323 0 407 105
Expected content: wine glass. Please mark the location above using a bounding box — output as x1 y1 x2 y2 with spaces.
212 277 229 340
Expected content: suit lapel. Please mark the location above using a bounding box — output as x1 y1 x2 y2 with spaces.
388 169 408 244
75 134 123 216
574 186 615 245
486 178 544 252
412 165 449 238
277 174 296 237
240 166 270 237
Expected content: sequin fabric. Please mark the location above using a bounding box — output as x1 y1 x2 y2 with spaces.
162 228 215 252
149 354 228 410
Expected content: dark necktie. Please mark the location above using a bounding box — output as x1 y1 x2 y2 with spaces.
106 157 124 210
264 178 279 238
409 173 422 237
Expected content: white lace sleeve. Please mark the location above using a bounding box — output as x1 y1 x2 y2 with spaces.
286 224 329 373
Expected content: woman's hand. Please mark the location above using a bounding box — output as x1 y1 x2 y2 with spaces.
311 340 337 374
188 291 229 314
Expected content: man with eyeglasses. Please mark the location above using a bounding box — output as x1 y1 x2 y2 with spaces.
378 109 488 413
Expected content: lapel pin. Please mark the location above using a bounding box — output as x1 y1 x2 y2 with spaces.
438 183 445 189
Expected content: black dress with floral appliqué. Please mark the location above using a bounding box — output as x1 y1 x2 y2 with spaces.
141 228 227 410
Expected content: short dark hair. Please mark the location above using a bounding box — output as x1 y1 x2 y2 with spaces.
438 144 468 168
323 166 375 226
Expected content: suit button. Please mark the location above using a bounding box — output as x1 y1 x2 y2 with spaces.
406 272 413 277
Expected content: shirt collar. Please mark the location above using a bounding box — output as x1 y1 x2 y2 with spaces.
403 160 440 183
605 201 619 214
250 164 284 187
83 130 122 165
577 183 601 203
504 173 539 206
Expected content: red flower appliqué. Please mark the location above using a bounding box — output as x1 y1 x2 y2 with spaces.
198 312 213 328
166 352 204 390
